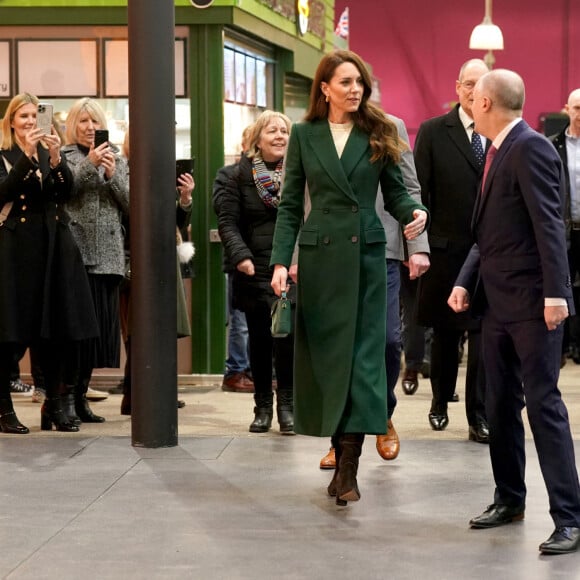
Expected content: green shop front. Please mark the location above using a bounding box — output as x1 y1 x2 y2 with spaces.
0 0 336 376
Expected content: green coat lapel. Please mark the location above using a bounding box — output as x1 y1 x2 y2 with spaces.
340 125 370 180
306 120 357 201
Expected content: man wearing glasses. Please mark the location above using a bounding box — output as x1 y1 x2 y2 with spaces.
414 59 490 442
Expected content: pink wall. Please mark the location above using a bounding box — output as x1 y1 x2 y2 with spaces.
334 0 580 142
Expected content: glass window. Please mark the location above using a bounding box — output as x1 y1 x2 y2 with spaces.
222 36 274 165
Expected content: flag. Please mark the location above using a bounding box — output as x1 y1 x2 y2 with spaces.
335 7 349 39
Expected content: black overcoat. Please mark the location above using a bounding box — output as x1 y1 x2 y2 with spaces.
0 145 98 343
414 105 486 329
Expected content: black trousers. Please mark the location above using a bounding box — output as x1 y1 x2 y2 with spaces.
564 230 580 353
243 299 294 401
0 340 65 399
429 326 486 425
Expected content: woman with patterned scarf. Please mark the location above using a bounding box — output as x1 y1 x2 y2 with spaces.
217 110 295 434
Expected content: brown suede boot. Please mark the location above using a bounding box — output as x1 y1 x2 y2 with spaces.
335 433 364 505
326 436 341 497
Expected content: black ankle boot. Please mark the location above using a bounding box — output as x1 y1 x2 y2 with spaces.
249 407 273 433
276 388 294 435
0 398 29 434
120 393 131 416
120 378 131 415
75 395 105 423
336 433 364 505
41 397 80 432
249 393 273 433
61 387 81 426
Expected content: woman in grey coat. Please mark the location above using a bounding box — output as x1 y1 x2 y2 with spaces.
61 98 129 424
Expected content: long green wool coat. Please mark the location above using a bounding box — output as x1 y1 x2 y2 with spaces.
270 120 426 437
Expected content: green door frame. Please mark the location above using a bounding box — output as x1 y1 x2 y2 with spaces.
188 24 227 373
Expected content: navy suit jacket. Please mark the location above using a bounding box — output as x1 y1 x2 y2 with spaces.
457 120 574 322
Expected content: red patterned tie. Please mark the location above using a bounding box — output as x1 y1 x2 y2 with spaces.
481 145 497 193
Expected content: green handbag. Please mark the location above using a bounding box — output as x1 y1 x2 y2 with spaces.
271 290 293 338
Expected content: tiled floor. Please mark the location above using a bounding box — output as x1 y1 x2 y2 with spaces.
2 361 580 579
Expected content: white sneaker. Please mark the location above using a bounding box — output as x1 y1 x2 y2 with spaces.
10 378 34 396
31 388 46 404
85 387 108 401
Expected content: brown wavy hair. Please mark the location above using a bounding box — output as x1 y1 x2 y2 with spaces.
305 50 405 164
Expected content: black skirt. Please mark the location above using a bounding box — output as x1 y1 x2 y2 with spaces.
82 273 122 368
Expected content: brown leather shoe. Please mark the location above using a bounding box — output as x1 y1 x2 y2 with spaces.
319 447 336 470
376 419 400 460
221 372 255 393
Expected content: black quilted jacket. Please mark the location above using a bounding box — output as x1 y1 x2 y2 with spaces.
216 155 279 310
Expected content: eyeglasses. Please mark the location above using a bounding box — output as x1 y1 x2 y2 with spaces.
458 80 477 90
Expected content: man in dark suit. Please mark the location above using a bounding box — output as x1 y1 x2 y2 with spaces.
449 69 580 555
551 88 580 363
414 59 489 441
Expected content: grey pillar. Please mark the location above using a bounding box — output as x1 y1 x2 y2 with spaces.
128 0 177 447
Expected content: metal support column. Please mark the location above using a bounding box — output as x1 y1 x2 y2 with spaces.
128 0 177 447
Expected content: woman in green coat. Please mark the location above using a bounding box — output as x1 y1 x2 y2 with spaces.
270 50 427 506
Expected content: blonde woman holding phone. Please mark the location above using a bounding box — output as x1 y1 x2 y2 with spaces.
0 92 98 434
61 97 129 425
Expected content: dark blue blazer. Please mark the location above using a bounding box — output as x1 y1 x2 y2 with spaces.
457 120 574 322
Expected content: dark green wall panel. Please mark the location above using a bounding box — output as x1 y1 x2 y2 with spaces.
188 25 226 373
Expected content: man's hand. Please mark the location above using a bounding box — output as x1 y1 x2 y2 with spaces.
407 253 430 280
545 304 568 331
448 286 470 313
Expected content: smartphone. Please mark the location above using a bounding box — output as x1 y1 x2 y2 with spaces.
37 103 53 135
176 157 195 186
94 129 109 148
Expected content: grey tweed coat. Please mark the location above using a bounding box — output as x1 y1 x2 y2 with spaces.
62 144 129 276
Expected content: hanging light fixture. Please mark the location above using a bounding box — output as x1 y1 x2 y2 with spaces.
469 0 504 69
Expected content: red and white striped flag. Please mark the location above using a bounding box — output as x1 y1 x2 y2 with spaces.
335 7 349 39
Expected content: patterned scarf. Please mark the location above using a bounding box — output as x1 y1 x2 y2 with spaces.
252 155 284 209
